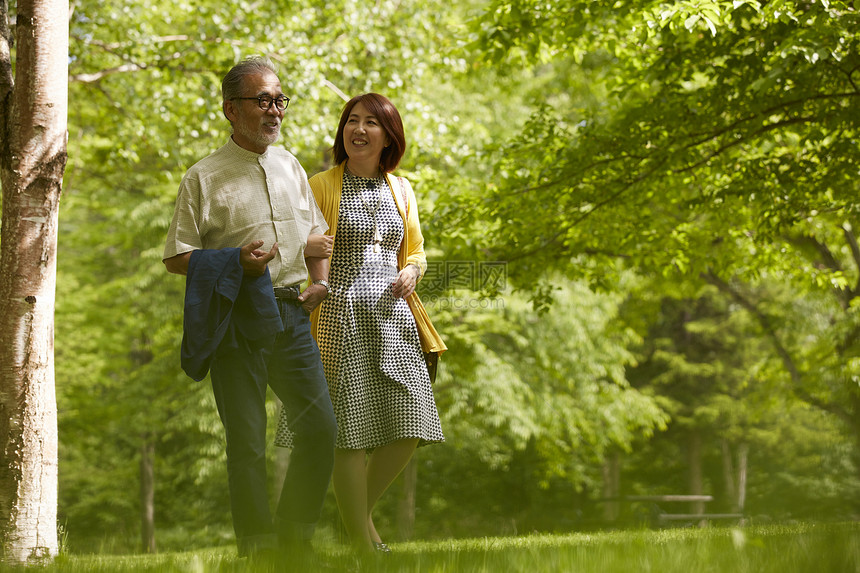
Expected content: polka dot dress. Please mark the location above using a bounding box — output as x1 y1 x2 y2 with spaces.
276 171 444 450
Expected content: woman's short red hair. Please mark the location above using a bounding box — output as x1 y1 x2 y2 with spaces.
332 93 406 173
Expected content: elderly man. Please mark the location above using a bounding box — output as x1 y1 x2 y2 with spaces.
163 56 336 559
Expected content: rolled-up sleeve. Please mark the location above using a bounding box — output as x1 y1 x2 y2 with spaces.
163 173 203 261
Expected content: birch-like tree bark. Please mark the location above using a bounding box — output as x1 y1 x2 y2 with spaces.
0 0 68 564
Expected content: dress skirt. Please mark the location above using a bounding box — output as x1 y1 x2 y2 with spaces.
276 172 444 450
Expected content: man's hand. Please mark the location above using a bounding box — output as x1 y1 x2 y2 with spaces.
305 234 334 258
240 240 278 276
297 283 328 313
392 264 420 299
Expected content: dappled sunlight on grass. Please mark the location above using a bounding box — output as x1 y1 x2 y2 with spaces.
7 522 857 572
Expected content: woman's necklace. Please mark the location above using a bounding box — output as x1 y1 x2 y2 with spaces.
347 166 385 253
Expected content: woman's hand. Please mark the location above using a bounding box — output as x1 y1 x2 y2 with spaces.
392 264 420 299
305 234 334 258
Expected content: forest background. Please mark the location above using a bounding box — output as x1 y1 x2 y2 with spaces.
3 0 858 554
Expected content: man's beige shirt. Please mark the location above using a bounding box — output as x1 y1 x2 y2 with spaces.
163 138 327 287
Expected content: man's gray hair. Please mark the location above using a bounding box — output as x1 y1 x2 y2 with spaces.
221 56 279 102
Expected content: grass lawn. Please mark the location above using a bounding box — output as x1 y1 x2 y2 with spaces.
3 522 858 572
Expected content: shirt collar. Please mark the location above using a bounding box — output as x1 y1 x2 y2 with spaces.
225 136 270 162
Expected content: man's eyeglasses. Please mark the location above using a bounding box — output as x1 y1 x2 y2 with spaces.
233 95 290 111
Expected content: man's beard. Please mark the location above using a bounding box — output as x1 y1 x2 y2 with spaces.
235 120 280 149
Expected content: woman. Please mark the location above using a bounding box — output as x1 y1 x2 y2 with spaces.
275 93 445 554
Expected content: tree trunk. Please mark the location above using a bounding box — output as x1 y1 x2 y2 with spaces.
140 438 156 554
687 431 705 516
0 0 68 564
737 443 748 515
721 439 738 513
852 392 860 488
396 458 417 540
601 451 621 522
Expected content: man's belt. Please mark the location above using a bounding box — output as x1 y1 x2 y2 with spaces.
273 284 302 301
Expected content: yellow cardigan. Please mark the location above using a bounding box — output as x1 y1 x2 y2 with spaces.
308 162 447 355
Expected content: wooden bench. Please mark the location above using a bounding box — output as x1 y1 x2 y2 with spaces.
623 495 743 526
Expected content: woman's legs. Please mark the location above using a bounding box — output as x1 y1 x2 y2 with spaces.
334 438 420 550
365 438 419 543
333 448 373 551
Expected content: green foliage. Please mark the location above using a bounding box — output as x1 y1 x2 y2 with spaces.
621 281 860 518
462 0 859 289
452 0 860 520
408 283 667 536
60 0 557 547
48 0 860 550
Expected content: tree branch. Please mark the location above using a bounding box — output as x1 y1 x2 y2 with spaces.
73 34 243 52
70 63 143 83
675 115 816 174
69 35 247 83
702 270 853 424
498 89 859 202
499 157 667 263
784 231 851 310
840 61 859 93
683 90 860 147
843 223 860 298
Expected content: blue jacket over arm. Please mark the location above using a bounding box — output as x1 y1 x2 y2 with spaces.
180 248 283 381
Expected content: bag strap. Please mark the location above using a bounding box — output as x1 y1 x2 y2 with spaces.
397 177 411 273
398 176 409 217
